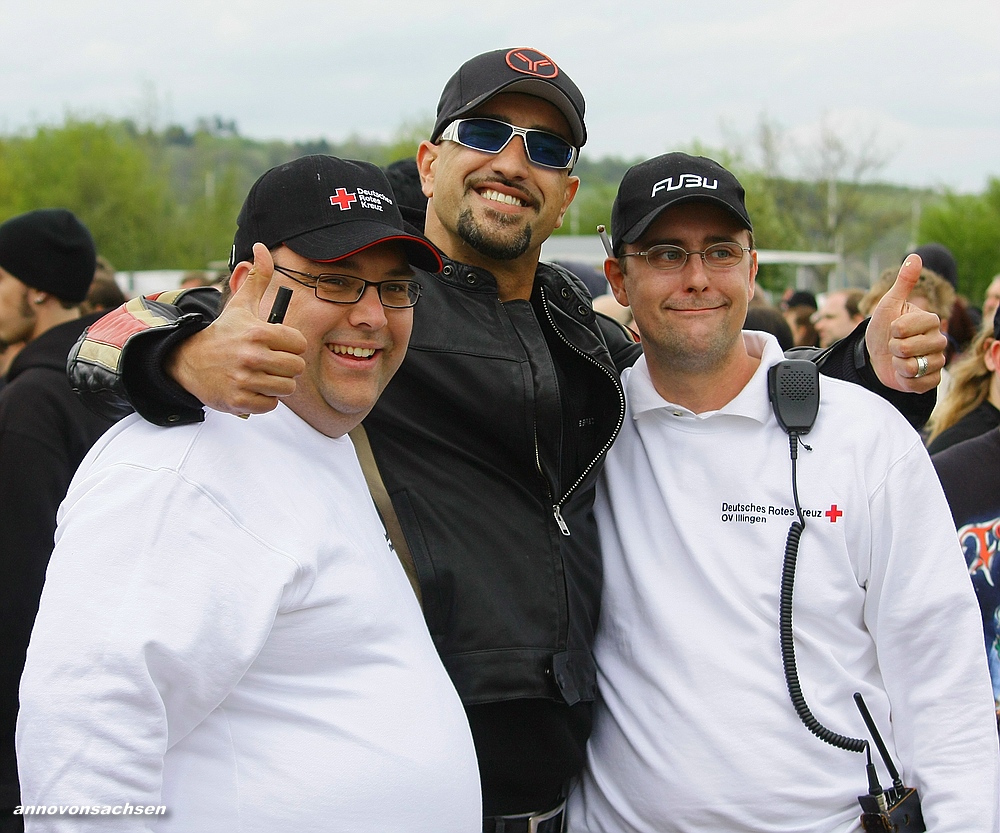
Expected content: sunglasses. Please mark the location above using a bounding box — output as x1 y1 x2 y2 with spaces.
439 118 578 170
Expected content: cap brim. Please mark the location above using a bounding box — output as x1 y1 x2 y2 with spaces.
284 222 443 273
622 196 753 247
435 78 586 147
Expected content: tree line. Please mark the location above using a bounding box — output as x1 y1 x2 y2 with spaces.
0 115 997 302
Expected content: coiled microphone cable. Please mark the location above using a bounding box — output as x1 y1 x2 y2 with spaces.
778 429 866 754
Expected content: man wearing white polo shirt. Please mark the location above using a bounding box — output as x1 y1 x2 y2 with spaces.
568 153 999 833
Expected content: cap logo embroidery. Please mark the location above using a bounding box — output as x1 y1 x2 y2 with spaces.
651 174 719 198
355 188 393 213
329 188 358 210
506 48 559 79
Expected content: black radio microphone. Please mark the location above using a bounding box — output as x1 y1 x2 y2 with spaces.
768 359 819 436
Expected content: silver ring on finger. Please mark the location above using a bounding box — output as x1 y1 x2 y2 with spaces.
915 354 929 378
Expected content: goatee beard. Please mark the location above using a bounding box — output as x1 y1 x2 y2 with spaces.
457 208 532 261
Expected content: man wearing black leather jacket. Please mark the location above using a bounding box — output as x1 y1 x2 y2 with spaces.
68 48 946 832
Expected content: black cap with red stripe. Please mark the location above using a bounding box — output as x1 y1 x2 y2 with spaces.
431 47 586 147
230 155 442 273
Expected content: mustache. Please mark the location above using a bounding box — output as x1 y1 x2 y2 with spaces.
467 176 538 208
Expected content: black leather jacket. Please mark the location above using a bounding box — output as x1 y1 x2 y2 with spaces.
368 257 641 707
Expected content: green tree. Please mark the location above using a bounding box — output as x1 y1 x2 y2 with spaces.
919 179 1000 302
0 119 177 269
552 156 639 241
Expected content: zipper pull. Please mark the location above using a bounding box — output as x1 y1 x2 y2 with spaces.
553 505 571 536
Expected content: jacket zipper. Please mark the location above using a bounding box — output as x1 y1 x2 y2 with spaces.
537 284 628 536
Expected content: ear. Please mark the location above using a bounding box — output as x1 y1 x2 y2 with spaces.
552 175 581 230
985 338 1000 373
416 141 438 199
605 256 630 308
747 248 758 303
227 260 254 297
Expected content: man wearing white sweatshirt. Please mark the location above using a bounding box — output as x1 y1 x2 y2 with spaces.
15 155 481 832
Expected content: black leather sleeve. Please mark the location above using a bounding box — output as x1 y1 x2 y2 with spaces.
68 287 224 426
595 313 643 374
786 317 935 430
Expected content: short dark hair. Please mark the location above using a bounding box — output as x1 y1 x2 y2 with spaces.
843 288 866 319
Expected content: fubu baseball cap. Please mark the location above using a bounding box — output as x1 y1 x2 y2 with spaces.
610 153 752 255
430 47 587 147
230 155 442 273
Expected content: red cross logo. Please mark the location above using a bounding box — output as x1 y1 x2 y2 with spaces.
329 188 357 210
825 504 843 523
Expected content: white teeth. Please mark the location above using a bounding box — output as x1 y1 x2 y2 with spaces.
482 189 525 207
331 345 375 358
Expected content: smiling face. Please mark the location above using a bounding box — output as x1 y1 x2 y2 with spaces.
417 92 580 269
246 242 414 437
607 202 757 382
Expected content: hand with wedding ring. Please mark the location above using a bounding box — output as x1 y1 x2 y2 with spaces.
864 254 947 394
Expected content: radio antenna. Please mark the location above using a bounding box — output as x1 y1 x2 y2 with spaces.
854 692 904 790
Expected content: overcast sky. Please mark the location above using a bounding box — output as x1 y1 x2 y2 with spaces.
2 0 998 192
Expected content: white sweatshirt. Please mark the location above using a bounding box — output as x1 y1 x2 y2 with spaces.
17 404 481 832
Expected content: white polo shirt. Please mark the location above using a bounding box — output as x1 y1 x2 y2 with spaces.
569 332 998 833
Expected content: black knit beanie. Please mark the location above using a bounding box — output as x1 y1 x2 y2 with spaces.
911 243 958 288
0 209 97 303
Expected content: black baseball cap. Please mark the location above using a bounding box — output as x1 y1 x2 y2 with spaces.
230 155 442 273
430 47 586 147
610 153 752 255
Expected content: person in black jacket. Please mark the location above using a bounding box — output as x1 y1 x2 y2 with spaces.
932 427 1000 728
0 209 119 832
66 49 947 831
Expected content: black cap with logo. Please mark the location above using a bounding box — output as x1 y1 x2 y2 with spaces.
610 153 752 255
430 47 587 147
230 155 442 273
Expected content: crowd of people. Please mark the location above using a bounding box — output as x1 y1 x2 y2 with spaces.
1 45 998 833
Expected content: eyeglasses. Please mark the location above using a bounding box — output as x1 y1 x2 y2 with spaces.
619 242 751 272
273 265 421 308
439 118 578 170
